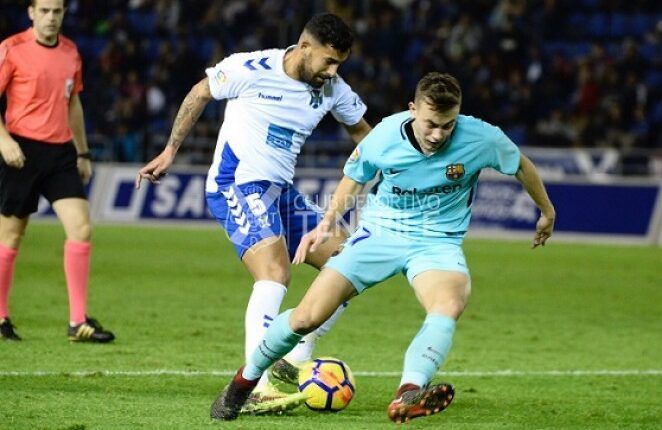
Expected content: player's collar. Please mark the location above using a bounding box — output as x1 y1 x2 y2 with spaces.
403 119 424 154
30 29 59 48
403 118 456 157
35 38 59 48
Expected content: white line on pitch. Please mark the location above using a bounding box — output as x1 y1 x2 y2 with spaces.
0 369 660 377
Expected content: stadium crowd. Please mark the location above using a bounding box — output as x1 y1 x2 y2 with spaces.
1 0 660 167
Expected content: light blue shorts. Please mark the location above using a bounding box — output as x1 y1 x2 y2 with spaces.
325 224 469 293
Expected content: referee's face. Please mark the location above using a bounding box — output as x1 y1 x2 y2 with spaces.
29 0 65 45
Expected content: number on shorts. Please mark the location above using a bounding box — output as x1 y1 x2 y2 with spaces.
246 193 267 217
349 227 371 246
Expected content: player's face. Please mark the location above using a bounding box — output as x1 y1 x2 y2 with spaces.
300 41 349 88
409 100 460 153
29 0 65 44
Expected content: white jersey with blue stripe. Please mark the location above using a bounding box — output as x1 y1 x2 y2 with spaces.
204 47 367 192
344 112 521 238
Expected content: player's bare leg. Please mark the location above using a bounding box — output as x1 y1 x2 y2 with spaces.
270 227 351 386
411 270 470 319
290 267 357 332
52 198 91 242
302 225 348 270
242 235 291 283
0 215 29 249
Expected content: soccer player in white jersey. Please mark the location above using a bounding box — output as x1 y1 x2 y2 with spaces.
135 14 371 414
210 72 556 422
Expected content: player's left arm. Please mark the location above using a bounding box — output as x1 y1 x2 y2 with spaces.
515 154 556 248
68 93 92 185
342 118 372 145
331 76 369 144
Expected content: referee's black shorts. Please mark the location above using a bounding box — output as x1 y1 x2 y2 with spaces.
0 134 86 218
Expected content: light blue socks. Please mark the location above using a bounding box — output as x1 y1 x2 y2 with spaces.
243 309 303 380
399 313 456 388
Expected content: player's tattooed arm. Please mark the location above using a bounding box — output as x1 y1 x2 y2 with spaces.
135 78 212 188
166 77 212 151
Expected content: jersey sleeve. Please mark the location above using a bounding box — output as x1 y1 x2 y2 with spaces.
330 75 367 126
73 49 83 93
0 41 14 94
488 125 521 175
342 131 380 183
205 53 255 100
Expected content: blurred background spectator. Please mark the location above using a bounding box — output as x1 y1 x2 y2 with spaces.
1 0 660 174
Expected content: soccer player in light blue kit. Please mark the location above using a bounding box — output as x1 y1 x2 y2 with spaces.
211 72 556 422
136 14 371 415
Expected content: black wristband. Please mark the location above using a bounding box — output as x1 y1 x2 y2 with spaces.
77 152 91 159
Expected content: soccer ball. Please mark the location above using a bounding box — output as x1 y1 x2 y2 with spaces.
298 357 356 411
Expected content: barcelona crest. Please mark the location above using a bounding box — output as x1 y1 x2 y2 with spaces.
445 164 465 181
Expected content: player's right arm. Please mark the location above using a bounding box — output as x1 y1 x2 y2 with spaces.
343 118 372 145
293 176 364 264
135 52 257 188
0 116 25 169
135 77 212 188
0 40 25 169
294 130 381 264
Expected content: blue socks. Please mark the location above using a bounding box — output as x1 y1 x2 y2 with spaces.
399 313 456 388
243 309 303 380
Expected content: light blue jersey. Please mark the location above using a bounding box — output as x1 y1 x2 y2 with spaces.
344 111 521 239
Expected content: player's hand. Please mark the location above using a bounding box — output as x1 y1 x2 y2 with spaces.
293 221 333 265
135 146 176 188
532 213 555 248
77 158 92 185
0 137 26 169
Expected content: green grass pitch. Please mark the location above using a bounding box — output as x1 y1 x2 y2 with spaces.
1 223 660 429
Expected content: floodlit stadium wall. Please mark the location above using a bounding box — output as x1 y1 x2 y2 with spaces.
35 163 662 246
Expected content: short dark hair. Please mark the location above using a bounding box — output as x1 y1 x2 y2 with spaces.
31 0 66 6
303 13 354 52
415 72 462 112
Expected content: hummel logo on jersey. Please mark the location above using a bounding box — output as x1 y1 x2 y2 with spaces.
244 57 271 71
258 92 283 102
309 89 323 109
445 164 465 181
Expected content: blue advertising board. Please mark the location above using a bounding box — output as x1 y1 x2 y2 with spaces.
35 165 662 244
470 179 660 236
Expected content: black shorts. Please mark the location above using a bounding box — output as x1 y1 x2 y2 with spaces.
0 134 86 217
